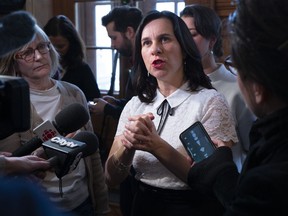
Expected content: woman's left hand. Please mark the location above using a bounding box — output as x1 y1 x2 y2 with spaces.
122 113 163 153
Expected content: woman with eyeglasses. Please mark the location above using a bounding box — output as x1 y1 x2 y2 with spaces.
187 0 288 215
180 4 255 172
0 24 109 216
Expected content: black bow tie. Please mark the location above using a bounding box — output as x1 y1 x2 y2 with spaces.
156 99 174 135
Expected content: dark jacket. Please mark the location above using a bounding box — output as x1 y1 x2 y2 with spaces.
188 107 288 215
62 61 101 101
104 73 134 119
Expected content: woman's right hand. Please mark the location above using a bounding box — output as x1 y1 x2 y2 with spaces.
88 98 108 114
212 139 233 148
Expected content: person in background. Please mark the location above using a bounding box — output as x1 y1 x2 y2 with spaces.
88 6 143 120
43 15 101 102
105 10 238 216
0 23 109 216
180 4 255 172
187 0 288 215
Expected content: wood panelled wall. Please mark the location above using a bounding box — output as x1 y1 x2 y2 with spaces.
52 0 74 23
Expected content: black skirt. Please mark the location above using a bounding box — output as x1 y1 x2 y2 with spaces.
130 180 224 216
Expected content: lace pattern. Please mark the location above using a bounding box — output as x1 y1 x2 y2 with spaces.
116 87 238 189
201 93 238 143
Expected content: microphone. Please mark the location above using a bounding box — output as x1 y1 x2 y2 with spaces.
12 103 89 157
42 131 99 178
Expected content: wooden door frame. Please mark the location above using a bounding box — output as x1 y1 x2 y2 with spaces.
52 0 75 23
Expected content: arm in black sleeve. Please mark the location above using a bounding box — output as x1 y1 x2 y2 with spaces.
62 62 101 101
103 98 129 120
115 98 129 107
79 63 101 101
187 146 239 207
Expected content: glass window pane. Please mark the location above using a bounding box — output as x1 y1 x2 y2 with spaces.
177 2 185 15
96 49 119 92
95 5 111 47
94 4 120 93
156 2 174 12
156 1 185 15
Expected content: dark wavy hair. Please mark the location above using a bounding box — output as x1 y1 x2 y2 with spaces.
101 6 143 32
133 10 213 103
180 4 223 58
43 15 85 69
230 0 288 103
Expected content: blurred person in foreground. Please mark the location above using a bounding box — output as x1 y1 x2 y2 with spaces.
0 21 109 215
180 4 255 172
43 15 101 102
186 0 288 215
105 10 238 216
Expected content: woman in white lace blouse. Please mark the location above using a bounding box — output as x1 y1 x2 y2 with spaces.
105 11 238 216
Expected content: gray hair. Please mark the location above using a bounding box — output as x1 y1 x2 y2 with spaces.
0 24 60 77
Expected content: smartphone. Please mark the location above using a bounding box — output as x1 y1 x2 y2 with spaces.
179 121 215 163
88 101 97 105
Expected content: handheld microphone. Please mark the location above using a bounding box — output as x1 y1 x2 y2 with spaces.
43 131 99 178
11 103 89 157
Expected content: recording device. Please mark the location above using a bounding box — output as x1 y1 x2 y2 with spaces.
0 76 30 139
179 121 216 163
11 103 89 157
43 131 99 178
88 101 97 106
33 103 89 140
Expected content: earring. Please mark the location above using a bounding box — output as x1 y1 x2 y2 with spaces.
210 50 214 55
147 71 150 77
183 59 187 73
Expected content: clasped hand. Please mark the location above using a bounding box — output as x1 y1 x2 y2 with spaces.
121 113 163 154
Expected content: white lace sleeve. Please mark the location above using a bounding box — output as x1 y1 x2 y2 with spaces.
201 93 239 143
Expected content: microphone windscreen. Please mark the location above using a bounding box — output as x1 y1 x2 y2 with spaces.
73 131 99 157
54 103 89 135
0 11 36 57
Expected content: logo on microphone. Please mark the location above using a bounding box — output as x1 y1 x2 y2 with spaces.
42 129 57 141
33 120 60 142
50 136 79 148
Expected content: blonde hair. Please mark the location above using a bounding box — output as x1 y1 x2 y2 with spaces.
0 24 60 77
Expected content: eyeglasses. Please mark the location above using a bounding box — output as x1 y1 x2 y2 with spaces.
14 42 51 62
